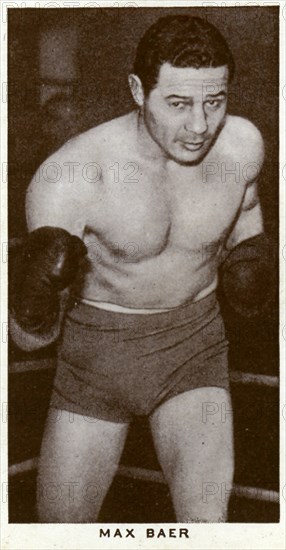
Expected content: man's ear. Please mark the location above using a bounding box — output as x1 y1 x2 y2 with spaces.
128 74 145 107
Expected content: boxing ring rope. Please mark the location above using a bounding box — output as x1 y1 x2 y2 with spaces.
8 458 279 504
9 359 55 374
8 358 279 505
229 371 278 388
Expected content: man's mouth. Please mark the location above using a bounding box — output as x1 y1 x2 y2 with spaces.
181 141 204 151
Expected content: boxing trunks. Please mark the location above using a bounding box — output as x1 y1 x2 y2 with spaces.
51 291 229 422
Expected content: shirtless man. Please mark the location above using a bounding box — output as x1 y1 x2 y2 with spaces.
10 15 270 522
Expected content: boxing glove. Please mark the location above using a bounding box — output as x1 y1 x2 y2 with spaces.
9 226 87 335
220 233 277 318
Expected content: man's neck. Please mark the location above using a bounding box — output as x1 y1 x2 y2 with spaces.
134 109 168 164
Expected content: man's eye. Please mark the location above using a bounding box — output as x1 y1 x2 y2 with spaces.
170 101 185 109
205 100 221 109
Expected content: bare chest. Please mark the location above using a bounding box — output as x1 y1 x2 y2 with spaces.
84 158 245 260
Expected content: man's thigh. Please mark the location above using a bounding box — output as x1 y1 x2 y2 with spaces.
37 407 129 522
150 387 234 521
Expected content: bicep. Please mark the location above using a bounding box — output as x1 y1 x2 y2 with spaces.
225 181 264 250
25 161 85 238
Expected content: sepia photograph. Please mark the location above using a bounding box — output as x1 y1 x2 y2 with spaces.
1 1 285 548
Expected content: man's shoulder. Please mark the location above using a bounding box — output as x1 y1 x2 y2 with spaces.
222 115 264 166
55 112 133 161
226 115 264 144
39 112 133 169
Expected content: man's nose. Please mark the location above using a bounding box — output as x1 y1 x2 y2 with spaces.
184 105 207 135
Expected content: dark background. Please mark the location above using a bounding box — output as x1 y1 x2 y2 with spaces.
8 7 280 523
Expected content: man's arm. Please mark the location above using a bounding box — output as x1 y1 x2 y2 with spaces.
219 126 276 318
9 146 89 350
224 179 264 253
26 146 89 236
225 119 265 253
219 182 276 318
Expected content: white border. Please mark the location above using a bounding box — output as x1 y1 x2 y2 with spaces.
1 1 285 549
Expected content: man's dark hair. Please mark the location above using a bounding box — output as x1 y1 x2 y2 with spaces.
133 15 235 94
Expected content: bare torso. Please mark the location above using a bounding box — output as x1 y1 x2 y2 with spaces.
27 111 262 309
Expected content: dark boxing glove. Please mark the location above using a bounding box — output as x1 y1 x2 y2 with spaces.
9 226 87 335
220 233 277 318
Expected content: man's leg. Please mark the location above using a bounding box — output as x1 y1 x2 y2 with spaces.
150 387 234 522
37 408 129 522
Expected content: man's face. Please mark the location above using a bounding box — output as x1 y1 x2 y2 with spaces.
142 63 229 164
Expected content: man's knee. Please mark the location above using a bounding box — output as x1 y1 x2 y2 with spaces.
36 475 103 523
172 476 233 523
167 441 234 523
36 408 128 522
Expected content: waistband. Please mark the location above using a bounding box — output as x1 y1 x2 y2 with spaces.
69 291 219 332
80 297 171 314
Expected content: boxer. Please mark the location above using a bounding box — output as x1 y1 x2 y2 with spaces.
10 15 273 522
